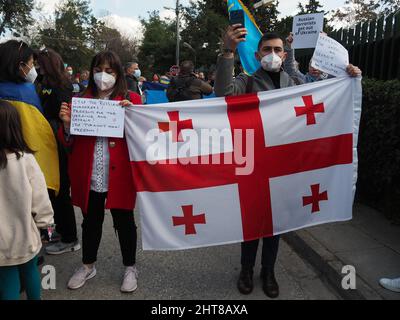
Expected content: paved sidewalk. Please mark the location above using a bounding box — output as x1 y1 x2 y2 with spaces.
285 203 400 300
39 203 400 300
40 209 338 300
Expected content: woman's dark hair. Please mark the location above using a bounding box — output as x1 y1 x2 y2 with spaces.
35 48 72 89
0 40 35 84
0 100 34 169
85 51 127 100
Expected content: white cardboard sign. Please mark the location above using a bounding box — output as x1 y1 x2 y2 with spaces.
311 33 349 77
70 98 125 138
292 13 324 49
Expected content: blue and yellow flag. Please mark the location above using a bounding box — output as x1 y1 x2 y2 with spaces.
0 82 60 193
228 0 263 75
142 81 169 91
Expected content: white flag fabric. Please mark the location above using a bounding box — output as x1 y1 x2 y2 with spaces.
270 164 354 234
139 184 243 250
125 77 362 251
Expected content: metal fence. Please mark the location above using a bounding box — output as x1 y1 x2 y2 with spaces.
296 10 400 81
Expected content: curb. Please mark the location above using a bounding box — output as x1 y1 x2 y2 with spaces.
282 230 383 300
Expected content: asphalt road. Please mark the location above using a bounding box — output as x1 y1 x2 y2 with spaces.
40 208 339 300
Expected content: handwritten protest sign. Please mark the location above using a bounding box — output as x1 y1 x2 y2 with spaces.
311 33 349 77
292 13 324 49
70 98 126 138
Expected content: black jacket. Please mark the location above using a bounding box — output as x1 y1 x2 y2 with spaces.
126 74 140 95
39 84 73 120
39 83 73 134
167 74 213 102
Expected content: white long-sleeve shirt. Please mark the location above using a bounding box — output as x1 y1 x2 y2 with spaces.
90 94 112 193
0 153 54 266
90 137 110 193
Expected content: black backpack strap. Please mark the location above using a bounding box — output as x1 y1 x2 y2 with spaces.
245 75 254 94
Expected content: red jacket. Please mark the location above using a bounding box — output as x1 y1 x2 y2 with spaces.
59 91 141 213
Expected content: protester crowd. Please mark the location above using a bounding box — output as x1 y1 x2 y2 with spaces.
1 20 399 301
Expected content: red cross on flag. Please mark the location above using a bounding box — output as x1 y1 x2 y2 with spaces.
125 77 362 250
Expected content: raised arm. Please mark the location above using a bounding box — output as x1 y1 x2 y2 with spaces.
214 24 249 97
283 33 306 85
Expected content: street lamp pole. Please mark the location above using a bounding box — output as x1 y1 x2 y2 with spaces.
176 0 180 66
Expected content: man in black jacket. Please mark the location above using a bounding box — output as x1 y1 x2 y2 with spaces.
167 60 213 102
125 61 141 95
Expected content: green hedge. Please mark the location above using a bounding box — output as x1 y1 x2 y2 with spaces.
356 78 400 223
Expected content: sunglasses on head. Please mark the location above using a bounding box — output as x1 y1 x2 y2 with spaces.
40 48 50 56
18 41 25 52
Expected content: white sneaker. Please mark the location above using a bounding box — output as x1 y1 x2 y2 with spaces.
121 266 138 293
379 277 400 293
68 265 96 290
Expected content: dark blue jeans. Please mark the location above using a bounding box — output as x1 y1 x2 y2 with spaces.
49 138 77 244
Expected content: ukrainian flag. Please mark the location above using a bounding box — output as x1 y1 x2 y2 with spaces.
228 0 263 75
0 82 60 193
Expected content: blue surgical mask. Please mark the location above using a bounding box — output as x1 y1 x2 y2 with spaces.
133 69 141 79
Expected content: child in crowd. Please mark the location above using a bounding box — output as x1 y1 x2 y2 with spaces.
0 100 54 300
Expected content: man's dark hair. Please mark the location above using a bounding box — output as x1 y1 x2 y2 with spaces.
85 51 128 100
257 33 284 51
124 60 139 72
0 40 35 84
124 61 138 72
179 60 195 75
0 100 34 169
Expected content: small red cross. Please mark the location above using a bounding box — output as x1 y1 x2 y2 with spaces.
172 205 206 235
295 95 325 126
303 184 328 213
158 111 194 142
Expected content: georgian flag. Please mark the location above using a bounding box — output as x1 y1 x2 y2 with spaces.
125 77 362 250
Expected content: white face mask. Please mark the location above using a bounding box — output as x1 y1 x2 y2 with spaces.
133 69 141 79
261 52 283 72
22 64 38 83
94 72 116 91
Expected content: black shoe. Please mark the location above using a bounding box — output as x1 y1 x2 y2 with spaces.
261 268 279 298
237 268 254 295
